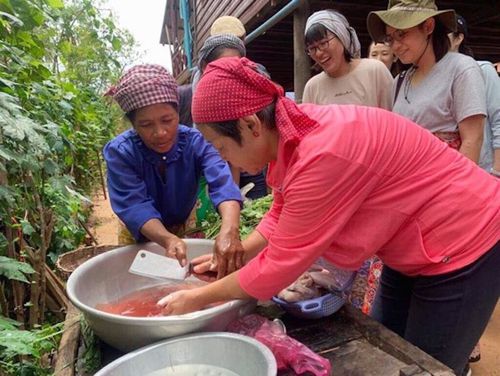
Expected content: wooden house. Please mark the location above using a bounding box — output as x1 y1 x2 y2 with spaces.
161 0 500 102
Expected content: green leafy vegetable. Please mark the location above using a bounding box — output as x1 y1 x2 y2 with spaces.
201 194 273 239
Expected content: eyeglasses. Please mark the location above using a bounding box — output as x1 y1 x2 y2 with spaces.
383 30 408 46
306 36 336 56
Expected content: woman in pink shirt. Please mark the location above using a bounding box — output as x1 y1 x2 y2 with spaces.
158 57 499 376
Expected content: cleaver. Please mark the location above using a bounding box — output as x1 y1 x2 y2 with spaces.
129 250 190 281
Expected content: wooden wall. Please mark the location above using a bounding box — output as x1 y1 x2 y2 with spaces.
162 0 500 86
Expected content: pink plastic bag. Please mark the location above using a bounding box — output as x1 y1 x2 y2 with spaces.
227 314 331 376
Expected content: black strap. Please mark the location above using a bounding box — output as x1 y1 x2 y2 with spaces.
394 70 407 104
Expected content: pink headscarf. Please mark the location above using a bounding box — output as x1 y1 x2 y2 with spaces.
192 57 319 145
105 64 178 113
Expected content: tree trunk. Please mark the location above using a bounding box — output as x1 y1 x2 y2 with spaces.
5 224 25 326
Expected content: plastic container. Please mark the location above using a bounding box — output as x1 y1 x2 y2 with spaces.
272 259 356 319
272 292 345 319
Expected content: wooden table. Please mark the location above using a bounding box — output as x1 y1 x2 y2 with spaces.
97 304 454 376
271 304 454 376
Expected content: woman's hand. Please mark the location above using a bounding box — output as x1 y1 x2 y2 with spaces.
214 227 245 279
140 219 188 266
164 235 188 267
157 271 251 315
157 288 204 315
215 200 244 279
190 254 218 282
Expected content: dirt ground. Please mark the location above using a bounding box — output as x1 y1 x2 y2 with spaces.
470 303 500 376
88 191 500 375
87 191 121 245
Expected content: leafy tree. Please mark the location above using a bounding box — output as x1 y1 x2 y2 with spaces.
0 0 139 373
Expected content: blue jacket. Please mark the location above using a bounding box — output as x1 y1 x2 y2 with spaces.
103 125 241 240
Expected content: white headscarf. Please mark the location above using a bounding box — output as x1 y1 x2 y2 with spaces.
305 10 361 59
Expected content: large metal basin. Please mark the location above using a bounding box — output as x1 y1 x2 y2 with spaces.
67 239 256 351
94 332 277 376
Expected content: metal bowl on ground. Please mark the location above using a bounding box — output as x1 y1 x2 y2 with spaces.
67 239 256 352
94 332 277 376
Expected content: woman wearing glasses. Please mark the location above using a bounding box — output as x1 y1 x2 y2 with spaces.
302 9 393 110
367 0 486 164
368 2 487 375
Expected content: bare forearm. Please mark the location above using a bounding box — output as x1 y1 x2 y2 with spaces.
459 138 483 163
458 115 484 164
494 149 500 172
242 230 268 262
140 218 175 245
157 270 252 314
197 271 251 305
218 200 240 234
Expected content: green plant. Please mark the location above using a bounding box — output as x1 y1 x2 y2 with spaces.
0 0 137 373
0 257 35 283
0 315 64 375
201 195 274 239
78 318 101 374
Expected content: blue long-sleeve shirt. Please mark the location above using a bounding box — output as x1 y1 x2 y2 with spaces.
103 125 242 241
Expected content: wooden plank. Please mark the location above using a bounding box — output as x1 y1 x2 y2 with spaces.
283 313 362 352
194 0 233 48
322 339 408 376
262 302 454 376
194 0 272 54
54 304 81 376
45 264 69 310
341 305 454 376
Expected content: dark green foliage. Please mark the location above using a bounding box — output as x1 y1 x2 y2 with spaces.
202 194 273 239
0 0 137 373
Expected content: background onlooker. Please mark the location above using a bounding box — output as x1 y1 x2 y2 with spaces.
368 1 486 164
302 9 393 110
367 2 487 374
177 84 193 127
367 41 403 77
448 14 500 178
302 9 394 314
195 33 268 200
367 42 396 70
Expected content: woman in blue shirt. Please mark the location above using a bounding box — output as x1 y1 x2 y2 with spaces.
104 64 243 276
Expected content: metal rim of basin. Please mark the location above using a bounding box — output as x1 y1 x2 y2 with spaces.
66 239 254 325
94 332 278 376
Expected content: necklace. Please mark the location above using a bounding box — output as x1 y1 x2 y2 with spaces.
404 37 432 104
403 66 417 104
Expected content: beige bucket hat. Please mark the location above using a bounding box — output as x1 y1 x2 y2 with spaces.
210 16 246 39
367 0 456 43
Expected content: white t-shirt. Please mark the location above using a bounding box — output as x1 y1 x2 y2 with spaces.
302 58 393 110
392 52 486 133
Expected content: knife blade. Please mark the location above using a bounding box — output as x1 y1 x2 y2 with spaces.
129 250 190 281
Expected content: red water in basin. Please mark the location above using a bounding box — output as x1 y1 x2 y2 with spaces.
96 282 206 317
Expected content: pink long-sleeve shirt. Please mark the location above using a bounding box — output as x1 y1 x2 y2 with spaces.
238 104 500 300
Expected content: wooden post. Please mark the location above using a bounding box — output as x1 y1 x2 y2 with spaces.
293 0 311 104
54 303 81 376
